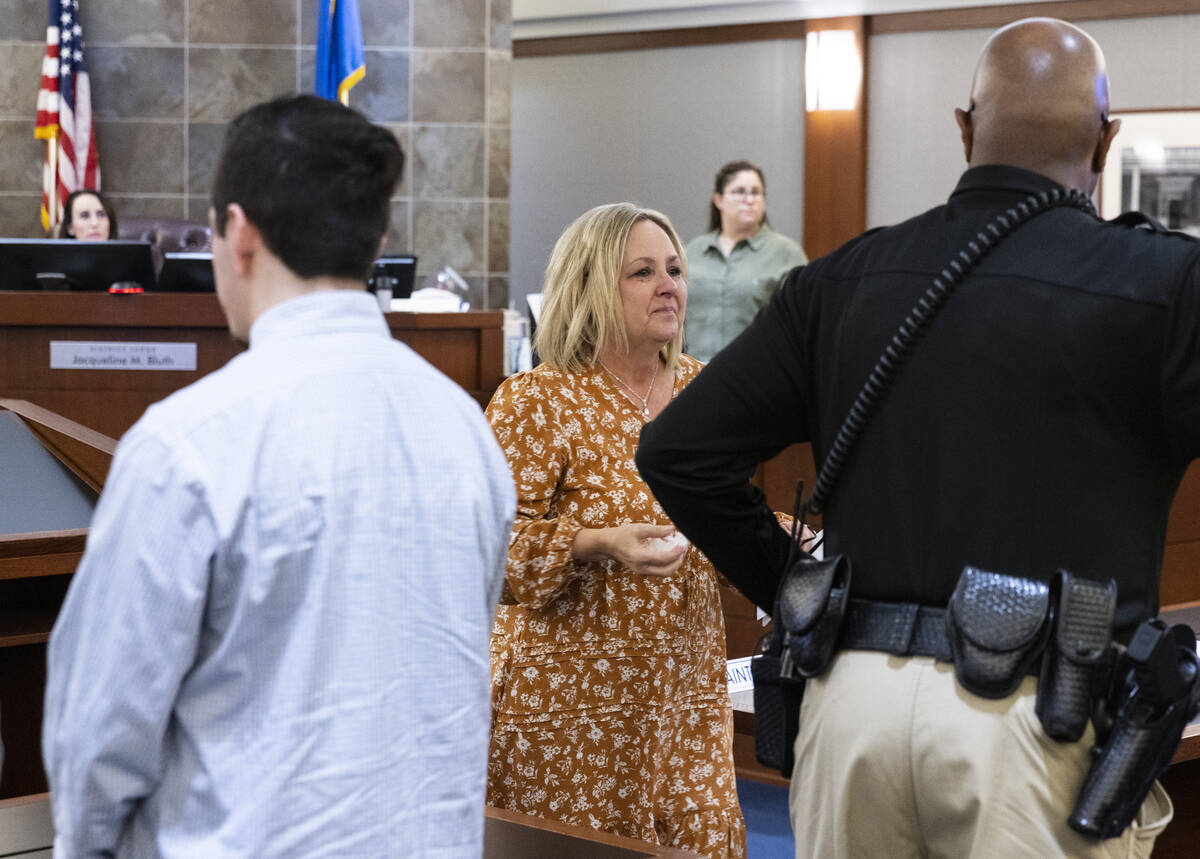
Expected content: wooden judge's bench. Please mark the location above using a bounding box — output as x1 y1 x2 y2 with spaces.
0 292 505 436
2 290 1199 855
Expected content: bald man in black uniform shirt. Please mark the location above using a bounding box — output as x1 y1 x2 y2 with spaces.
638 17 1200 858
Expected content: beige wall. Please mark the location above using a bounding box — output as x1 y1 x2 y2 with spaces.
866 13 1200 229
510 39 806 305
0 0 513 309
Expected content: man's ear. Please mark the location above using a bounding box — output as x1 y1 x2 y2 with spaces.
954 107 974 163
222 203 260 278
1092 117 1121 174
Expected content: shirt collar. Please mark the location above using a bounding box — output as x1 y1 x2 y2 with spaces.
949 164 1067 201
701 224 770 254
249 290 388 348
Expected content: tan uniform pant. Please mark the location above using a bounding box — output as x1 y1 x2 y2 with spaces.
788 650 1173 858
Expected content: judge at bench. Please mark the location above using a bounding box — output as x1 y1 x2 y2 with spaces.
42 94 515 857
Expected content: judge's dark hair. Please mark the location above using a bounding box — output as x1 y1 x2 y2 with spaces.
707 159 769 232
61 189 118 239
210 94 404 281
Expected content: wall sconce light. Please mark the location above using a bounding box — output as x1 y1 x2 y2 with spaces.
805 30 861 112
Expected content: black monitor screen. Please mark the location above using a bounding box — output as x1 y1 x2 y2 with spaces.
368 255 417 299
0 238 156 292
155 251 215 293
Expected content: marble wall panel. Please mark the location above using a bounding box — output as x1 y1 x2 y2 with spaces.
488 126 509 199
491 0 512 51
361 0 413 48
94 121 185 193
0 194 49 238
0 122 46 191
108 194 187 221
0 43 50 116
488 51 511 126
488 201 508 272
190 0 297 45
82 1 185 45
88 46 186 119
413 200 484 274
486 275 509 311
412 51 485 122
187 122 228 195
0 1 49 41
383 199 412 255
413 125 484 199
354 50 411 124
414 0 485 48
186 195 214 222
386 124 414 195
298 48 315 96
189 48 296 122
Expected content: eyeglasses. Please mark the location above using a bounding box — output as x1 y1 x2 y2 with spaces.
724 187 763 200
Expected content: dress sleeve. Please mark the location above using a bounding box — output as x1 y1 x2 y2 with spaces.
485 373 586 610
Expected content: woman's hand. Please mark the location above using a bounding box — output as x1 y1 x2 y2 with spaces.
573 523 688 577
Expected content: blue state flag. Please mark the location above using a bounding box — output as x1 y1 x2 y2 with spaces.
315 0 365 105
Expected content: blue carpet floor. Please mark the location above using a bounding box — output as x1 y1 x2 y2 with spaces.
737 778 794 858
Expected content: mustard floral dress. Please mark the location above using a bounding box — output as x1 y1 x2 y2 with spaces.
484 356 746 859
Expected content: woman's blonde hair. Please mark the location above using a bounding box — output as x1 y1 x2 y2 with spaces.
535 203 687 373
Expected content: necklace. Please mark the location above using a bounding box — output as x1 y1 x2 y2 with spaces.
598 358 659 420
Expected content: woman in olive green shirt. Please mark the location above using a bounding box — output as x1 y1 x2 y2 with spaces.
683 160 807 363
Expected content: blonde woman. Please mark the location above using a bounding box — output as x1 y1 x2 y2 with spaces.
485 203 745 858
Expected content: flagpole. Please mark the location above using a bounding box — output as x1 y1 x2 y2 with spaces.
48 131 57 231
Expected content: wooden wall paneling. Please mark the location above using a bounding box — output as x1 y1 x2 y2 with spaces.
513 20 806 57
803 16 868 261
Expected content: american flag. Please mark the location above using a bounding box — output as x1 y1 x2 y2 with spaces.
35 0 100 232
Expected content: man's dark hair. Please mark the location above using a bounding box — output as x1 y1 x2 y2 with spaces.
707 159 769 232
211 94 404 281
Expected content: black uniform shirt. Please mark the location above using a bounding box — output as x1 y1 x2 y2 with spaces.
638 165 1200 638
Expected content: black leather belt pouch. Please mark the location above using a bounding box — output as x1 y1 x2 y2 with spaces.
776 551 852 677
751 645 806 777
1036 570 1116 741
750 548 852 776
946 566 1052 699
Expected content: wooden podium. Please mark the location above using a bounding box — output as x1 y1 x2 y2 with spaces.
0 400 115 799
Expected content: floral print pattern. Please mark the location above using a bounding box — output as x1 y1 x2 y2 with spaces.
485 357 746 858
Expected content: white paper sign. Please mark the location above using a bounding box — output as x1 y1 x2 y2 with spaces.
726 656 755 695
50 341 197 371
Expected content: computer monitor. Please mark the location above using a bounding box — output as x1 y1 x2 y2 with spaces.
0 238 156 292
155 251 215 293
367 255 417 299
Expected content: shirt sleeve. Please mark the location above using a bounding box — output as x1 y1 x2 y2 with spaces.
638 266 814 612
43 426 216 857
485 373 585 610
1162 249 1200 462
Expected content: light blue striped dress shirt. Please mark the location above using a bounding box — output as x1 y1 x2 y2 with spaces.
43 291 515 858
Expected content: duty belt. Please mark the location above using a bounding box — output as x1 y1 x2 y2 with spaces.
839 599 952 663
